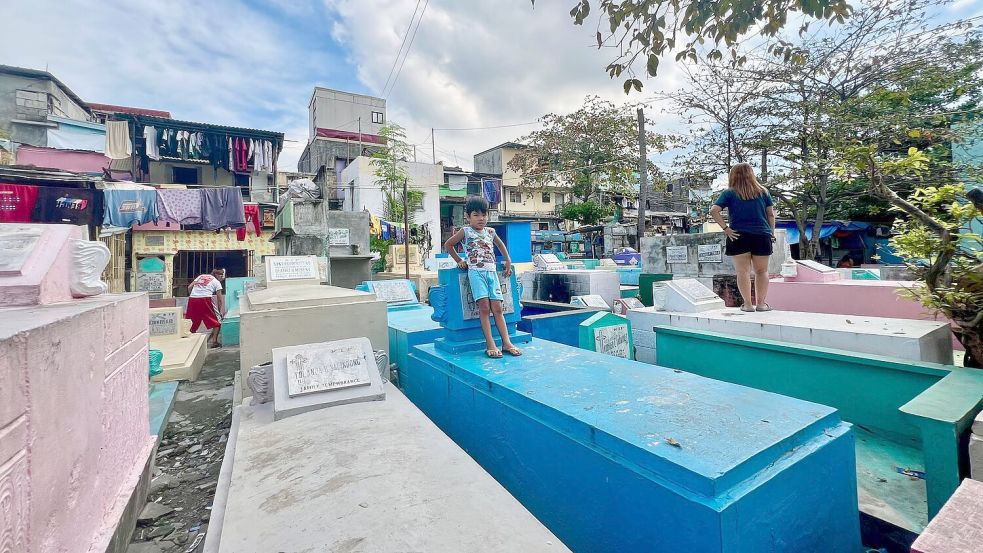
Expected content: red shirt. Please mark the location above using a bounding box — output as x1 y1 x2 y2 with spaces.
0 183 40 222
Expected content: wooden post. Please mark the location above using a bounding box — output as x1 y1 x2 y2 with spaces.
403 177 410 280
636 108 648 248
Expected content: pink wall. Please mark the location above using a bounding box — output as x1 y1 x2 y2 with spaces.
767 278 963 350
16 145 112 174
0 224 83 307
0 293 153 553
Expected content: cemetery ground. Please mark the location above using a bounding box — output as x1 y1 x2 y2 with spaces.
127 349 238 553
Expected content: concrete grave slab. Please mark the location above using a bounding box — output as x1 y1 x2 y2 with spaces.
216 384 568 552
148 307 206 382
629 308 953 364
790 259 841 282
533 253 565 271
656 278 726 313
271 337 385 420
522 270 621 308
362 279 418 305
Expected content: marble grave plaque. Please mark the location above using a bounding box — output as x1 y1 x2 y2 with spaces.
267 256 320 281
666 246 688 264
285 341 372 397
798 260 836 273
572 294 610 309
594 324 631 358
328 228 351 246
697 244 723 263
0 226 43 275
149 310 179 337
371 280 417 303
674 278 719 302
458 272 515 320
137 272 167 292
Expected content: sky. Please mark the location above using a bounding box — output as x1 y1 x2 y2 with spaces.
1 0 978 174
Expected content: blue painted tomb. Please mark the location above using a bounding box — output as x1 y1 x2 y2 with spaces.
400 267 862 552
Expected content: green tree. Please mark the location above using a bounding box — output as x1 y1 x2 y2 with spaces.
371 122 423 224
507 96 670 205
836 146 983 366
560 200 614 225
541 0 850 91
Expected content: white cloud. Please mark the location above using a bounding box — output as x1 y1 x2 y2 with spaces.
326 0 686 170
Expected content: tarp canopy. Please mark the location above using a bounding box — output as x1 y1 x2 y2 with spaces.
777 221 875 244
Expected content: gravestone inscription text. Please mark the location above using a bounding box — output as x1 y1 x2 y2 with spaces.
268 256 319 281
285 342 372 397
594 324 631 358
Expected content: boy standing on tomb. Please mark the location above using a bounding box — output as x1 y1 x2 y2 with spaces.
444 196 522 359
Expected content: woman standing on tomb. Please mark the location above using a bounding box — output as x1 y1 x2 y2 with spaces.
185 268 226 348
709 163 776 312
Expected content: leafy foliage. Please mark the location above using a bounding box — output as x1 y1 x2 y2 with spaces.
507 96 669 202
371 122 423 223
543 0 850 91
560 200 614 225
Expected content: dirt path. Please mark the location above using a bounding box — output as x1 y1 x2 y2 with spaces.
127 348 239 553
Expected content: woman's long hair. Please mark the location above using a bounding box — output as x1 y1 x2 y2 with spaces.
729 163 767 200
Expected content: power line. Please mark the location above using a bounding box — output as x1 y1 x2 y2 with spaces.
432 121 541 131
385 0 429 99
381 0 422 97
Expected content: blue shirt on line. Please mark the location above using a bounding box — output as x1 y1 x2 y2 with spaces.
713 189 774 235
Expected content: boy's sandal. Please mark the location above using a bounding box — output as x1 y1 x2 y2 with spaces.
740 304 755 312
756 303 773 312
486 349 503 359
504 346 523 357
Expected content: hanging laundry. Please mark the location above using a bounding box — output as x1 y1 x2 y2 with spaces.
144 126 159 161
380 220 392 240
200 187 246 230
252 140 265 172
105 121 132 160
0 183 40 223
31 186 104 226
236 203 262 240
482 178 502 204
265 140 274 171
234 137 250 172
228 137 234 170
157 189 202 226
102 187 159 227
369 213 381 236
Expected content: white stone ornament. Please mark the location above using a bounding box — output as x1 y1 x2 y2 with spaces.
70 239 110 297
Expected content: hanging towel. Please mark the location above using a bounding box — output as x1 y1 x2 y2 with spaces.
369 213 381 236
144 125 159 161
157 189 202 225
103 188 159 227
200 187 246 230
0 183 40 223
236 203 262 240
482 178 501 204
105 121 132 159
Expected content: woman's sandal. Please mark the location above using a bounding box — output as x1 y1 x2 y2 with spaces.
504 346 523 357
486 349 503 359
756 303 773 312
740 304 755 312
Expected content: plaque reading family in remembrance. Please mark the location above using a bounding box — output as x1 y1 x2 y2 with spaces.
268 256 319 281
285 342 372 397
594 325 630 358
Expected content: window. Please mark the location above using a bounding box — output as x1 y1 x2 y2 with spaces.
172 166 199 185
538 222 549 231
509 190 522 204
235 174 250 199
371 111 384 124
542 192 551 203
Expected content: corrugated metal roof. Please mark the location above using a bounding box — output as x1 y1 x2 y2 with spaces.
88 103 172 118
113 113 285 149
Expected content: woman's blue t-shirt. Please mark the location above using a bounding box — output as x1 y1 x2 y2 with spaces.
714 189 774 235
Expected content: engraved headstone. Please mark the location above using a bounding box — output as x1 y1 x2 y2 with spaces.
328 228 351 246
697 244 723 263
149 310 179 337
534 253 565 271
579 311 634 360
369 279 417 304
0 225 42 275
599 258 618 268
660 278 725 313
797 260 836 273
458 271 515 320
571 294 610 309
267 255 320 282
271 337 386 420
613 297 644 316
137 272 167 293
666 245 688 264
285 341 372 397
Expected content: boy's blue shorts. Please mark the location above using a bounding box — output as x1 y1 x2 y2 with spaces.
468 269 503 302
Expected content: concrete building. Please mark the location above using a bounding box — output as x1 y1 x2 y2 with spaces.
340 156 442 256
473 142 570 230
0 64 93 148
298 88 387 202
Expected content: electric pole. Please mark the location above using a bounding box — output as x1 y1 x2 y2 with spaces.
431 128 436 164
636 107 648 249
403 177 410 280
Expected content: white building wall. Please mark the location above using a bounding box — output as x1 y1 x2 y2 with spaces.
309 88 386 139
340 157 442 252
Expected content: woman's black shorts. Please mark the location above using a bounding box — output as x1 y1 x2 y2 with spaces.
725 231 773 256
